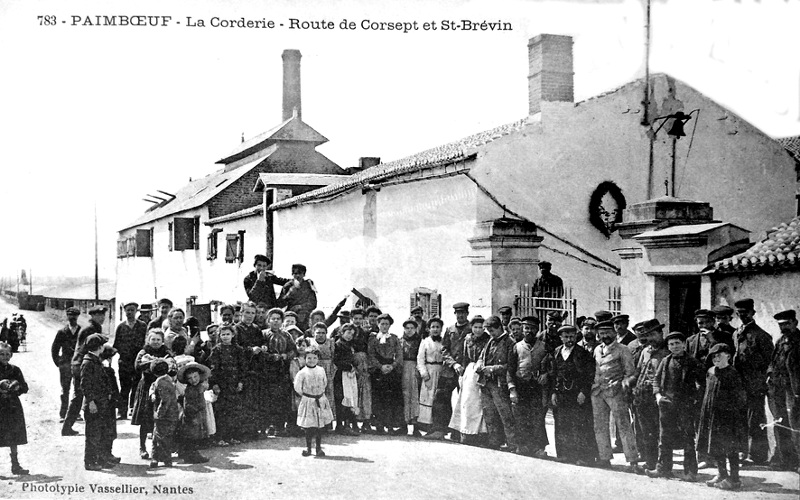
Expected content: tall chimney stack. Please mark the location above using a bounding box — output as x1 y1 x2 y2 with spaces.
528 34 574 116
282 49 302 121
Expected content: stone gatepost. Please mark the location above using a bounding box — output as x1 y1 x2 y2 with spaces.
468 218 543 317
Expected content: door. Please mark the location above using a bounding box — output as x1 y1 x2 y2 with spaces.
668 276 700 335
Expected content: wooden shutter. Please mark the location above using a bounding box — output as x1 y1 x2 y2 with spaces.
193 217 200 249
117 240 126 258
174 218 195 251
225 234 238 263
168 222 173 251
410 293 417 314
237 230 246 263
431 293 441 319
136 229 152 257
127 236 135 256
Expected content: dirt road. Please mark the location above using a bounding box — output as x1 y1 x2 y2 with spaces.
0 299 797 500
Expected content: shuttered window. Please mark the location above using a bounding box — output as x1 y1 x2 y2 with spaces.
410 288 441 320
117 240 127 258
207 229 222 260
225 234 238 263
174 217 196 251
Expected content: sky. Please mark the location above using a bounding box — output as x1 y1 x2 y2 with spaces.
0 0 798 284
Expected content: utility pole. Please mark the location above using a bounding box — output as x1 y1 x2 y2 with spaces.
94 203 99 301
643 0 654 200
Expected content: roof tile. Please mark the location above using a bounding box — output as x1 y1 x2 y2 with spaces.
714 216 800 272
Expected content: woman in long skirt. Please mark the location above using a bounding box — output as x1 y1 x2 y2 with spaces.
417 318 444 429
368 314 404 434
400 318 421 436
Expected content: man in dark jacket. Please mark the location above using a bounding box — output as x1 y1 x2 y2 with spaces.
507 316 548 456
767 310 800 472
732 298 773 465
277 263 317 331
62 306 107 436
632 319 668 471
113 302 147 419
51 307 81 422
81 334 116 470
477 316 517 452
687 309 735 370
435 302 471 441
243 254 289 310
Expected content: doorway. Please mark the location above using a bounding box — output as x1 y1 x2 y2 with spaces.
668 276 700 335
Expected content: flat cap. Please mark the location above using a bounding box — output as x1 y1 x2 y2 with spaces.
557 325 578 335
582 317 598 327
694 309 714 319
291 263 307 273
508 316 522 325
611 314 629 323
664 331 686 342
521 315 540 326
594 310 613 322
338 310 351 319
123 301 139 309
708 342 732 356
734 298 754 310
85 333 106 352
253 254 270 265
711 305 734 316
641 318 665 333
546 311 564 320
452 302 470 311
596 320 615 330
631 321 645 332
498 306 513 314
538 261 552 268
66 307 81 316
410 305 424 314
88 305 107 315
774 310 797 322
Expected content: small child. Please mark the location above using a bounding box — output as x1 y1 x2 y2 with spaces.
283 311 298 330
177 362 211 463
0 342 29 475
696 342 748 490
131 329 172 460
288 336 310 437
207 325 246 446
81 334 116 471
149 359 179 468
649 332 705 481
310 322 337 424
99 346 121 466
294 348 334 456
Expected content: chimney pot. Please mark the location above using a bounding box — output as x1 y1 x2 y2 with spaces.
528 34 574 116
282 49 302 121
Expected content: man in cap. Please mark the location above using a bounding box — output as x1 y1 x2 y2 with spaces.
498 306 513 334
613 314 637 346
476 316 518 452
410 305 428 339
594 310 614 323
537 311 564 355
631 319 668 471
547 324 597 465
63 305 108 436
51 306 82 422
713 305 736 337
508 317 523 343
766 310 800 472
591 320 640 472
278 264 317 331
687 309 733 370
136 304 154 325
243 254 290 310
532 261 564 298
648 331 705 481
330 310 351 341
148 298 173 331
508 315 548 456
578 317 600 354
113 302 147 419
732 298 773 465
80 333 115 471
441 302 471 441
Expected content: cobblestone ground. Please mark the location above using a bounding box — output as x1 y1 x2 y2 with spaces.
1 300 797 500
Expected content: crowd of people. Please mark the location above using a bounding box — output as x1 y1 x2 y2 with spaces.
1 255 798 491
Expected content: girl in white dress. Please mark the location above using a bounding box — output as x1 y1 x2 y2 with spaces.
294 348 334 456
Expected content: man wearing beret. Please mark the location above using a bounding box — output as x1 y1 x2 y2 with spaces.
243 255 290 310
476 316 518 452
532 261 564 298
441 302 471 441
732 298 773 465
62 305 108 436
537 311 564 355
278 264 317 331
51 307 82 422
613 314 637 346
507 316 548 456
767 310 800 472
591 320 640 472
547 324 597 465
631 319 668 471
113 302 147 419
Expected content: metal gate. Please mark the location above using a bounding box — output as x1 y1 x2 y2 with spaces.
514 285 577 324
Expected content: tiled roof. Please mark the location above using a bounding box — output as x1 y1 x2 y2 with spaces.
777 136 800 164
205 205 263 225
270 118 529 210
216 115 328 165
714 216 800 272
120 152 273 231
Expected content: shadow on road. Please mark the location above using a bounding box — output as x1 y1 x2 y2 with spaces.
0 473 62 483
313 454 373 463
744 476 800 495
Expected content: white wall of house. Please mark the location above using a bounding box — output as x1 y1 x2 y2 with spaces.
713 270 800 343
273 175 490 320
115 207 267 310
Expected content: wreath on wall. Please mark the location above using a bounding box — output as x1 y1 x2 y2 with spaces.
589 181 626 238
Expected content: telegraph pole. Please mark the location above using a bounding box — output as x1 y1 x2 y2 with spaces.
94 203 99 301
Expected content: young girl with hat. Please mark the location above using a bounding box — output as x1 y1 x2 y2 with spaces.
294 348 334 456
0 342 29 475
131 329 172 460
177 362 211 463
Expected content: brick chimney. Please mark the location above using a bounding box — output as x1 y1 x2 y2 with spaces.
528 34 574 115
282 49 302 121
